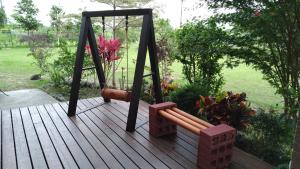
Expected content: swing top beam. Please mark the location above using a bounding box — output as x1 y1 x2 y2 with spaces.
82 8 152 17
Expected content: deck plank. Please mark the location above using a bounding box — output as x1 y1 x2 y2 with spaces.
2 109 17 169
49 103 109 169
28 106 64 169
20 107 48 169
11 108 33 169
36 105 80 169
41 104 96 169
75 100 141 169
57 103 124 169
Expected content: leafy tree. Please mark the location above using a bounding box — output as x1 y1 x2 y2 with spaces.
49 5 65 44
175 20 227 94
12 0 39 34
203 0 300 167
155 18 176 78
0 7 6 28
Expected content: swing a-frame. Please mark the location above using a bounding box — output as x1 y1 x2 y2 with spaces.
67 9 163 132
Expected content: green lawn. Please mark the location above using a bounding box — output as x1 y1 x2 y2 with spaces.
0 48 48 90
0 47 282 108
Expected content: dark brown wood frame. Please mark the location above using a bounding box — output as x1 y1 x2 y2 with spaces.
67 9 163 132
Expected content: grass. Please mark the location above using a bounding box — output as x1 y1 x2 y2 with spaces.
0 47 282 108
0 48 48 90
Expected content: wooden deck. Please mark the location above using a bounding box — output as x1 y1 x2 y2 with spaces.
0 97 199 169
0 97 275 169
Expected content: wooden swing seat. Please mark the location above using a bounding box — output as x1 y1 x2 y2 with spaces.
101 88 132 102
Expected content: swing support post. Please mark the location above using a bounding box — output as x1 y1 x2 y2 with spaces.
67 9 163 132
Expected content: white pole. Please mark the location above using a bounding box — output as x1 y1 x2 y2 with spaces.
180 0 183 26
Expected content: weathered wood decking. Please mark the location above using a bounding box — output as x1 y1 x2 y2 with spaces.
0 97 275 169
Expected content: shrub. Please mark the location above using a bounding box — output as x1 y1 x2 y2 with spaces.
169 83 210 115
236 109 294 166
28 46 51 75
175 20 227 94
50 40 93 86
198 91 256 130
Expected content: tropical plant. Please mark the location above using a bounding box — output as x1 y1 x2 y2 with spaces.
161 78 178 97
85 35 122 83
198 91 256 130
12 0 40 34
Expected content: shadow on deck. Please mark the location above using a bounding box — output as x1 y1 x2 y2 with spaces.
0 97 274 169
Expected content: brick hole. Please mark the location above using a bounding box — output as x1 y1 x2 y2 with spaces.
210 160 217 167
226 143 233 150
225 155 232 161
219 146 225 153
211 149 217 155
212 136 219 145
228 132 234 140
220 134 226 142
158 118 163 124
218 157 224 164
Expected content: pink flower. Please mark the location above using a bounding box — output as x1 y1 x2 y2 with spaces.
95 35 122 62
107 39 121 52
85 44 91 54
98 35 107 53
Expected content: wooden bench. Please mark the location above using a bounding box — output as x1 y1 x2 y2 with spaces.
149 102 236 169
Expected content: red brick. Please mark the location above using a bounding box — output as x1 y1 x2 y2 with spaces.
197 124 236 169
149 102 177 137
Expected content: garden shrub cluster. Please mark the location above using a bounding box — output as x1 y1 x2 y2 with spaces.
236 109 294 167
169 83 210 115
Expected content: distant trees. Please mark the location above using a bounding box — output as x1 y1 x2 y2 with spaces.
12 0 40 34
49 5 65 44
0 7 6 28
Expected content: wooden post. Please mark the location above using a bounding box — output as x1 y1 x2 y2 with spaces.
126 14 150 132
68 16 89 116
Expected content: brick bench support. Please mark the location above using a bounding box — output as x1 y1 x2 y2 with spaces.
149 102 236 169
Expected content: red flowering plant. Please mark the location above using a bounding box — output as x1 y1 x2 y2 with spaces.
197 91 256 130
85 35 122 78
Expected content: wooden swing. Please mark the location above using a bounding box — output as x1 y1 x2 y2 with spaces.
67 9 163 132
100 15 132 102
